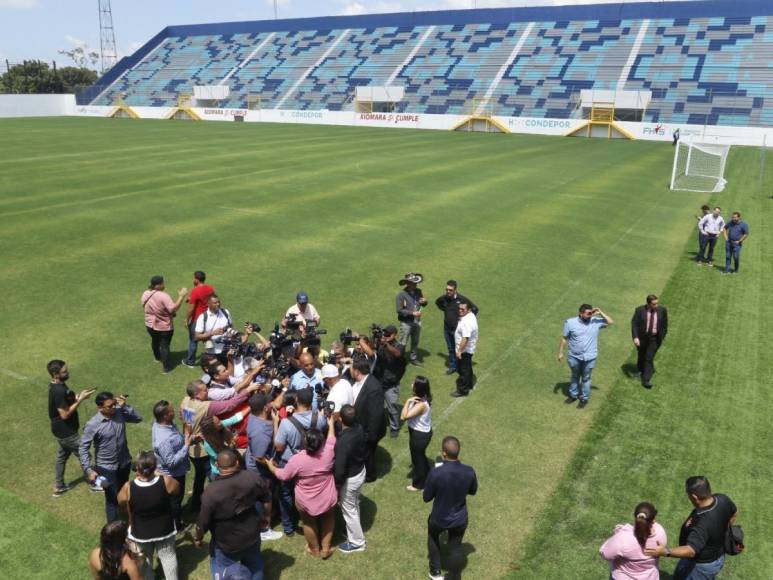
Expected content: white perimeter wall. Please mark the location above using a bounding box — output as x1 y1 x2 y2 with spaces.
0 94 76 117
51 103 773 147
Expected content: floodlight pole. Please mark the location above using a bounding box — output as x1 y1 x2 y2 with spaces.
274 0 278 19
98 0 119 73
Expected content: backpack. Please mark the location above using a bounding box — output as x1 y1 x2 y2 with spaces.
725 524 745 556
286 410 320 455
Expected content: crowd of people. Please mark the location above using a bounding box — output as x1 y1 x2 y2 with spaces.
48 272 481 579
48 231 747 578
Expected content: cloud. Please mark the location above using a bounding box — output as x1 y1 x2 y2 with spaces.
339 1 404 15
64 34 88 48
0 0 39 8
125 41 144 56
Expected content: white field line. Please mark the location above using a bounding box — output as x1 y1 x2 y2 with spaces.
367 217 645 487
0 368 34 382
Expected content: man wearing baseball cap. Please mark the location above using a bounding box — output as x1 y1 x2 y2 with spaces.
321 364 353 416
281 291 320 336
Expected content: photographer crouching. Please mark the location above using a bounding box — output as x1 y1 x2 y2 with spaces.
362 324 406 439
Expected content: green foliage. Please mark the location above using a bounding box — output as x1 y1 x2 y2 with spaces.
0 118 767 579
0 61 97 94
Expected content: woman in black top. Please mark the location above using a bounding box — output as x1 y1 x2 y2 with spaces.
117 451 180 579
88 521 142 580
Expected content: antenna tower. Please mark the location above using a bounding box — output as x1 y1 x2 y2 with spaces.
98 0 119 73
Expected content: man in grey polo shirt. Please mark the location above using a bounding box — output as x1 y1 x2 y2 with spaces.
558 304 614 408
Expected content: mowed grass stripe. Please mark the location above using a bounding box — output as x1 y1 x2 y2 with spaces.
0 118 719 579
513 145 772 578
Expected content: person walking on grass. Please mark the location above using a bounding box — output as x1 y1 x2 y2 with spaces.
722 212 749 274
141 275 187 374
423 436 477 580
48 359 94 497
630 295 668 390
401 376 433 492
558 304 614 408
599 501 667 580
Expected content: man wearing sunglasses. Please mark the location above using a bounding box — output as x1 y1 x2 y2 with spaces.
79 391 143 522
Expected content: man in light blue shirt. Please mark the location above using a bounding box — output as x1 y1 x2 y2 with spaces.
558 304 614 408
152 399 191 529
289 352 324 408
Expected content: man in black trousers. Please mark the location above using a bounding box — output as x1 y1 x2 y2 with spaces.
423 436 477 580
435 280 478 375
350 357 387 482
631 294 668 389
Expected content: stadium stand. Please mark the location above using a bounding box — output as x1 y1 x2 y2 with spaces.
82 0 773 127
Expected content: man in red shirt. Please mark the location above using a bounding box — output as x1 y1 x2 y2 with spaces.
184 271 215 368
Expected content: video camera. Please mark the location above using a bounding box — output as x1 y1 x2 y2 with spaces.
304 320 327 341
284 312 303 330
339 327 359 346
370 323 384 342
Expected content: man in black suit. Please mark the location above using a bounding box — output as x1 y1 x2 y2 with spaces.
631 294 668 389
350 358 387 482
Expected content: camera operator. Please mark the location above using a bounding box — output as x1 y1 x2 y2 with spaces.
321 364 353 417
289 352 325 409
281 291 320 337
194 295 232 360
366 325 406 439
229 324 270 379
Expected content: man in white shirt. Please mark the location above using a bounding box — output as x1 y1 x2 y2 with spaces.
697 206 725 265
321 364 353 417
452 303 478 398
194 295 232 356
281 291 320 337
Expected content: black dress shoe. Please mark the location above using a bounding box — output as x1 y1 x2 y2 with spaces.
450 390 468 398
577 399 588 409
445 368 457 375
643 382 653 389
564 396 577 405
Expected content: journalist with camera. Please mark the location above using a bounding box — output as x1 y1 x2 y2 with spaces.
194 295 233 360
363 324 406 438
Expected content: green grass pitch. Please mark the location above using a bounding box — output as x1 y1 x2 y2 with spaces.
0 117 770 579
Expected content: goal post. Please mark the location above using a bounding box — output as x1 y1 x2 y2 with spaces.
670 138 730 193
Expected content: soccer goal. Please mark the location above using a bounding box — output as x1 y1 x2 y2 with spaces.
670 139 730 192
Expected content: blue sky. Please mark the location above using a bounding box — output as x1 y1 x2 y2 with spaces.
0 0 694 67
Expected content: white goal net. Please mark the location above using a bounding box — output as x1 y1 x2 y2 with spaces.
670 139 730 192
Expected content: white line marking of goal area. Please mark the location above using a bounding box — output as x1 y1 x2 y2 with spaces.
0 368 34 382
367 218 644 487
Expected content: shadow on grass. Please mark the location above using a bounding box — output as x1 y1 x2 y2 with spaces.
175 539 211 579
263 548 296 579
437 540 476 576
375 445 393 479
620 362 639 377
553 382 600 398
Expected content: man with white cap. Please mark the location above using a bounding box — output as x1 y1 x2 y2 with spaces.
396 273 427 365
321 364 353 417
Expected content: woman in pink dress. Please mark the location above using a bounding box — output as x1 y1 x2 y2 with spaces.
264 414 337 559
599 502 667 580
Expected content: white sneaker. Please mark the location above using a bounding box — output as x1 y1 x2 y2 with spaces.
260 529 284 541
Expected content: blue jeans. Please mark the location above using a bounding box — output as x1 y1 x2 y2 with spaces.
95 464 130 523
213 541 263 580
567 356 595 401
277 479 297 534
725 241 742 272
185 322 198 366
673 554 725 580
443 326 457 370
696 231 707 261
698 234 718 263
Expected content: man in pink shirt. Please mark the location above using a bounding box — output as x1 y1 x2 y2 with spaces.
141 275 187 374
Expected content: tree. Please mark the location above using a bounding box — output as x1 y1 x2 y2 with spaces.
0 61 63 94
58 45 100 71
57 66 99 93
